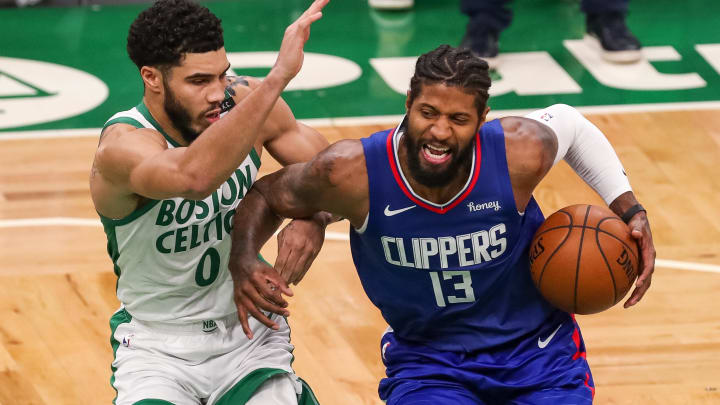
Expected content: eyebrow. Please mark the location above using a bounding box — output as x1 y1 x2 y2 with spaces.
185 63 232 80
419 103 439 111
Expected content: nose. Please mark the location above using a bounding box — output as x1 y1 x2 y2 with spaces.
429 116 451 140
207 78 226 104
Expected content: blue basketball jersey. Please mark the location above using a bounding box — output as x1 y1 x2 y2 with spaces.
349 119 559 352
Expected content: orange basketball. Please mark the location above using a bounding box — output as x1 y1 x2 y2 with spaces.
529 204 639 314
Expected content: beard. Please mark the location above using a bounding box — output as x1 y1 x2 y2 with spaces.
403 127 475 188
162 79 201 144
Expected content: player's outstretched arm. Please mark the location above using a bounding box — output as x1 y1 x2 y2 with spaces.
521 104 656 307
231 75 333 286
164 0 329 196
94 0 330 205
229 139 367 338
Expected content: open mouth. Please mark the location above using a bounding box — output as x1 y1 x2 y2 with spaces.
205 110 221 123
421 144 452 164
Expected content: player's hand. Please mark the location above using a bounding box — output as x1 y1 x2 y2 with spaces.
272 0 330 83
624 211 656 308
275 217 326 285
230 258 293 339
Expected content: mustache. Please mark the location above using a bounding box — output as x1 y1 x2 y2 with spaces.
201 104 221 116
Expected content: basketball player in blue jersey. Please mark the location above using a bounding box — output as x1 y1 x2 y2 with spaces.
229 45 656 404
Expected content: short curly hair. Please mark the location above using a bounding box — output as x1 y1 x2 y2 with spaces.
408 45 491 117
127 0 224 70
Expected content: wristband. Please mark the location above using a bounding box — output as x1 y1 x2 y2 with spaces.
621 204 646 224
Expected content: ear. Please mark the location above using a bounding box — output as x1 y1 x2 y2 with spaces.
405 90 412 112
140 66 164 95
479 106 491 124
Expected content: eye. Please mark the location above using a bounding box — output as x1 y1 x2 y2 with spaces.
191 78 208 85
451 114 470 124
421 109 436 118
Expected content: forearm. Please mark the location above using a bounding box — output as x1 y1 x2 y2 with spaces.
526 104 632 204
229 186 285 270
181 73 290 193
609 190 648 224
253 166 323 220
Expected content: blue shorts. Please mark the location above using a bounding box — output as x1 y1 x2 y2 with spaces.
379 311 594 405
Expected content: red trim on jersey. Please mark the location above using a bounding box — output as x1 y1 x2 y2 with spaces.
570 314 594 398
385 129 482 214
571 321 587 361
584 372 596 398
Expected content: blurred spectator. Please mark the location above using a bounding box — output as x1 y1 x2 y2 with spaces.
460 0 642 67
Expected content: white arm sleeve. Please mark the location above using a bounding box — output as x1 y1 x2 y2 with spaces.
524 104 632 204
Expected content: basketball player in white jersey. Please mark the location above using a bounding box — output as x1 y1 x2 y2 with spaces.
89 0 331 404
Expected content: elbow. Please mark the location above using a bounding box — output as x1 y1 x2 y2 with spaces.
183 173 219 200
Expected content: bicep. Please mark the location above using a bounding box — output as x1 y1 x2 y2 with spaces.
265 121 329 165
260 140 367 223
502 117 557 209
503 117 557 182
95 128 200 200
227 76 329 164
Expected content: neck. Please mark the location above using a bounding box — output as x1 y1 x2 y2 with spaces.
396 138 473 205
143 95 189 147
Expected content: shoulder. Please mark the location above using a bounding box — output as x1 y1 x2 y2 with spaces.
95 123 168 170
499 116 555 146
311 139 365 180
307 139 365 184
498 116 557 177
99 122 167 150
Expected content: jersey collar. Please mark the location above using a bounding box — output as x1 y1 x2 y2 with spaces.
386 116 482 214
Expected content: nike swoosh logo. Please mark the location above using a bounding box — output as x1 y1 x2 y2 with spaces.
538 323 563 349
384 205 416 216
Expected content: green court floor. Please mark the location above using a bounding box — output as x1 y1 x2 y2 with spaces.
1 0 719 131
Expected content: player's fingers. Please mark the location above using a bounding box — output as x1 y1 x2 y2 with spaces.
240 293 280 331
292 251 315 285
245 278 290 314
636 235 655 289
274 246 291 282
248 306 279 331
259 282 290 309
624 279 651 308
236 304 254 340
259 267 293 298
255 286 290 313
303 0 329 17
299 11 323 26
283 247 307 285
273 277 294 297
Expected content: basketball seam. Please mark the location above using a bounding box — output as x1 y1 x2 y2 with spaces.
534 220 638 265
536 210 573 290
595 217 619 305
574 205 592 314
595 228 640 264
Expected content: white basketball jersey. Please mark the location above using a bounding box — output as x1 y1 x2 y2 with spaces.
100 102 260 322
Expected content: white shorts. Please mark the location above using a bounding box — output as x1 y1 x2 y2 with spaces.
110 308 319 405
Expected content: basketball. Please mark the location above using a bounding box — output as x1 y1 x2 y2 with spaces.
529 204 639 314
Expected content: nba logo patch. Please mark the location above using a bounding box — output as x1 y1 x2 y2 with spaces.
202 320 218 333
540 112 553 122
